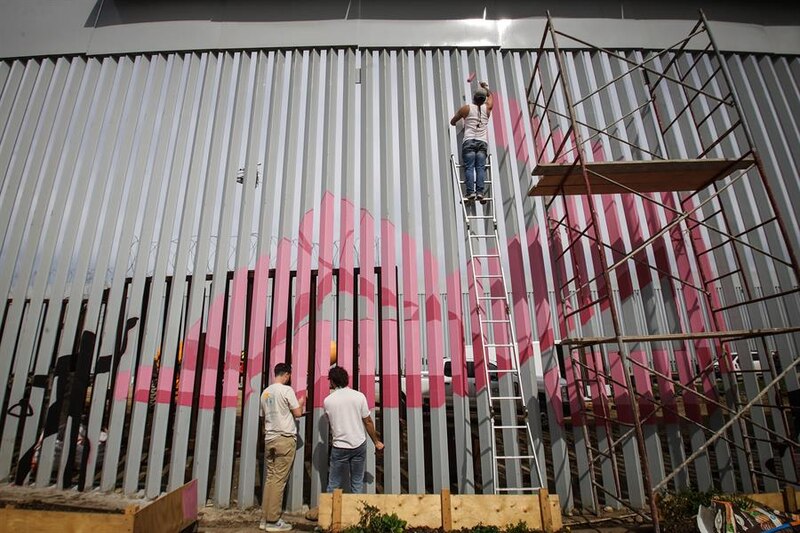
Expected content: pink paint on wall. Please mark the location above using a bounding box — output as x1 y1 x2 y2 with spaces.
176 320 202 407
565 196 600 328
653 349 678 424
609 352 633 425
507 237 535 367
313 193 336 407
197 285 227 410
113 369 132 402
621 193 654 288
337 197 356 374
402 233 423 409
132 362 154 404
424 250 446 409
220 265 248 409
379 219 401 409
561 351 581 426
245 254 271 402
487 254 512 372
598 194 634 300
526 223 555 352
631 350 655 422
446 271 468 398
467 258 488 392
358 208 377 407
291 206 314 403
269 238 293 377
674 346 702 422
660 192 719 412
525 218 565 424
588 347 611 426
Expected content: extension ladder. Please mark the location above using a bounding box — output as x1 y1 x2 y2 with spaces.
449 153 543 493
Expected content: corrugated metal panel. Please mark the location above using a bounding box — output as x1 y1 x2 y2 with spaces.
0 48 797 509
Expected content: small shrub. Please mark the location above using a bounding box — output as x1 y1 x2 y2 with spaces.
464 526 501 533
343 503 407 533
341 504 546 533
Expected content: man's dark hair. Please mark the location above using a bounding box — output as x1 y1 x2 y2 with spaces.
274 363 292 377
328 366 349 389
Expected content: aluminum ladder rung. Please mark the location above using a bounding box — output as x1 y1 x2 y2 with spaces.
453 163 493 169
494 425 529 430
495 455 538 460
484 343 514 347
490 395 524 401
469 234 496 239
495 488 537 493
480 319 512 324
487 368 518 374
466 215 495 220
478 296 506 300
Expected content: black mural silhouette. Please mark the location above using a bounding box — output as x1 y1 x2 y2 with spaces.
13 317 138 486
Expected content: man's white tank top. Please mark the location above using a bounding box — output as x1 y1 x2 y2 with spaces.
463 103 489 143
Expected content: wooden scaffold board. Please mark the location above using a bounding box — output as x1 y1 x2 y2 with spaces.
529 158 755 196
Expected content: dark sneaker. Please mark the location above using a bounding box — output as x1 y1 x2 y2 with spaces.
465 193 476 202
477 193 487 204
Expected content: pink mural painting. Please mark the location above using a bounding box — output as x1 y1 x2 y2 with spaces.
139 91 726 430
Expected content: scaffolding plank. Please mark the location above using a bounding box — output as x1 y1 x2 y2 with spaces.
529 158 755 196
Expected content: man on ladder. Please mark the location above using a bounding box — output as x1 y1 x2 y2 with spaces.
450 81 493 204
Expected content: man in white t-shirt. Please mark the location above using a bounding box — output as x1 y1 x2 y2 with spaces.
260 363 305 531
450 81 493 204
323 366 384 493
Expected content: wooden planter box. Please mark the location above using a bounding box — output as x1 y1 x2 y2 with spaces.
319 489 562 532
745 487 799 513
0 480 198 533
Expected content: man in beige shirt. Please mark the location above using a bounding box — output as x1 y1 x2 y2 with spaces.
260 363 305 531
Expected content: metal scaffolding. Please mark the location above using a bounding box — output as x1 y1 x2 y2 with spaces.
527 12 800 532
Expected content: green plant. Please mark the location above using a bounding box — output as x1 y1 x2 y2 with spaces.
342 503 407 533
504 521 541 533
464 526 501 533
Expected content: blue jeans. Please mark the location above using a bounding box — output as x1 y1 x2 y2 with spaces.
327 440 367 493
462 139 487 196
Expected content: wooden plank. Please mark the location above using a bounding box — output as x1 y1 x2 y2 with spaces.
318 490 332 529
441 489 452 532
549 496 563 531
451 495 541 530
529 158 755 196
785 486 798 512
747 490 800 512
747 492 787 511
133 480 197 533
319 493 442 530
331 489 343 533
539 489 553 533
0 509 132 533
316 492 561 531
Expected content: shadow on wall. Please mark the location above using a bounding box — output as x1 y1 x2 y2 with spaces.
84 0 799 27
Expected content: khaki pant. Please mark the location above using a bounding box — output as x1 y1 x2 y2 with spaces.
262 435 297 523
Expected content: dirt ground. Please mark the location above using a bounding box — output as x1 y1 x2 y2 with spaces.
197 506 318 532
